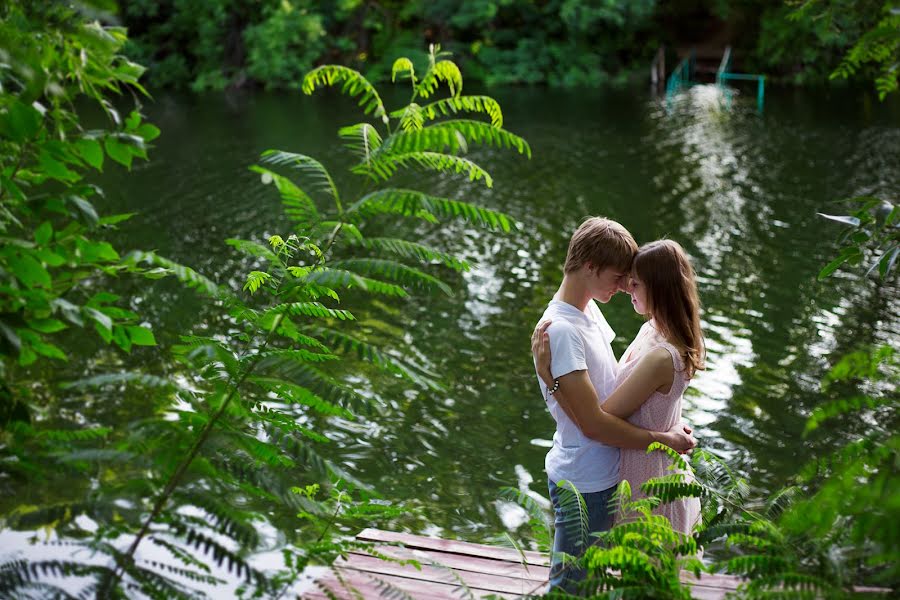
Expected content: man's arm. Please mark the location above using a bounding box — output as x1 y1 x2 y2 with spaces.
551 369 694 452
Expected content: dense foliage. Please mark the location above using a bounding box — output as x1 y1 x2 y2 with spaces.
0 3 529 597
119 0 898 92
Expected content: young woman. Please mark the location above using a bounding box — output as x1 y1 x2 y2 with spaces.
533 239 704 533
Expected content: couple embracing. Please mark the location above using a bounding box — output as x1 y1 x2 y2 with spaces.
531 217 704 593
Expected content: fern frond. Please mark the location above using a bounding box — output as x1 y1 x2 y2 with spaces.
225 238 279 263
358 151 493 187
303 267 409 297
243 271 271 294
302 65 387 120
646 441 690 470
366 572 417 600
248 376 352 417
338 123 383 166
250 165 322 229
309 326 442 389
353 237 470 272
291 438 374 491
260 150 340 206
725 553 789 578
164 524 264 583
498 486 552 550
390 103 425 131
61 372 176 391
555 480 590 553
420 95 503 127
391 57 416 84
641 474 705 503
264 301 355 321
252 360 374 415
139 559 224 586
347 188 512 232
230 431 295 468
330 258 452 296
383 120 530 158
417 60 463 99
251 404 330 443
257 348 338 365
123 250 223 298
7 421 113 443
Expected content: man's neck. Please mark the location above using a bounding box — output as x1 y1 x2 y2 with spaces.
557 273 592 312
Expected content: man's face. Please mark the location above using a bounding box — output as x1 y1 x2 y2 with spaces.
591 266 629 303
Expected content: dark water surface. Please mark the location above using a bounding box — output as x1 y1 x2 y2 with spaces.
79 84 900 545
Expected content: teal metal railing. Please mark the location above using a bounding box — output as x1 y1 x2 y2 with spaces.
716 45 765 111
666 46 766 112
665 50 694 108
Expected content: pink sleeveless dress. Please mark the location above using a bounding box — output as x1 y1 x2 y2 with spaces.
615 321 701 534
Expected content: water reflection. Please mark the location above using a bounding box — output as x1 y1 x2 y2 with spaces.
28 85 900 544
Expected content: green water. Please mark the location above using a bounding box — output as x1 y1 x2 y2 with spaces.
65 84 900 543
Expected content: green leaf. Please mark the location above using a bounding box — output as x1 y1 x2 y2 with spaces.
39 150 79 182
259 151 340 206
104 136 132 168
391 57 416 83
126 325 157 346
125 110 141 130
359 151 493 187
75 138 104 170
417 60 463 99
76 238 120 262
27 318 67 333
303 267 409 297
34 221 53 245
356 237 470 272
420 95 504 128
69 196 99 226
8 252 51 288
250 166 321 227
265 302 355 321
226 238 278 262
302 65 386 119
348 188 512 232
2 100 42 142
330 258 452 296
136 123 161 142
34 248 65 266
18 345 37 366
817 248 860 280
243 271 271 294
98 212 136 226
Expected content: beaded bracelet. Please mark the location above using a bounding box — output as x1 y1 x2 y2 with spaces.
547 378 561 395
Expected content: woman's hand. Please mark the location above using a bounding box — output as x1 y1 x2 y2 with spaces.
531 320 554 386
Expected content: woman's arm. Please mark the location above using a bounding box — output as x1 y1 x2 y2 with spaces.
531 322 693 452
602 348 673 419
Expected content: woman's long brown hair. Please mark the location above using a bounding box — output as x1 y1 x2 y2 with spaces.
633 240 705 378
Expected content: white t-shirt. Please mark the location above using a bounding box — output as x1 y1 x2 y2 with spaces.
536 298 620 493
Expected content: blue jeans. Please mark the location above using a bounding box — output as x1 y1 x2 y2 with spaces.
547 478 616 595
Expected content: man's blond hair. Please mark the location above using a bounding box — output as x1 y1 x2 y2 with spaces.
564 217 637 274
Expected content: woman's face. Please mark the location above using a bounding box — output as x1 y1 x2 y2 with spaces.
628 275 650 316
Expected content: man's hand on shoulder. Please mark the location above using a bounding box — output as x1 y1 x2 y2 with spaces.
655 423 697 454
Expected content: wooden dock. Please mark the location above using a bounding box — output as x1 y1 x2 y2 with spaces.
303 528 745 599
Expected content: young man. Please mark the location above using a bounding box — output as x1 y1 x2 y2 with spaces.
533 217 696 593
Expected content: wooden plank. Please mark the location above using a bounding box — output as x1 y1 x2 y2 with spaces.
356 528 549 567
350 543 550 582
334 552 541 596
305 568 519 599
